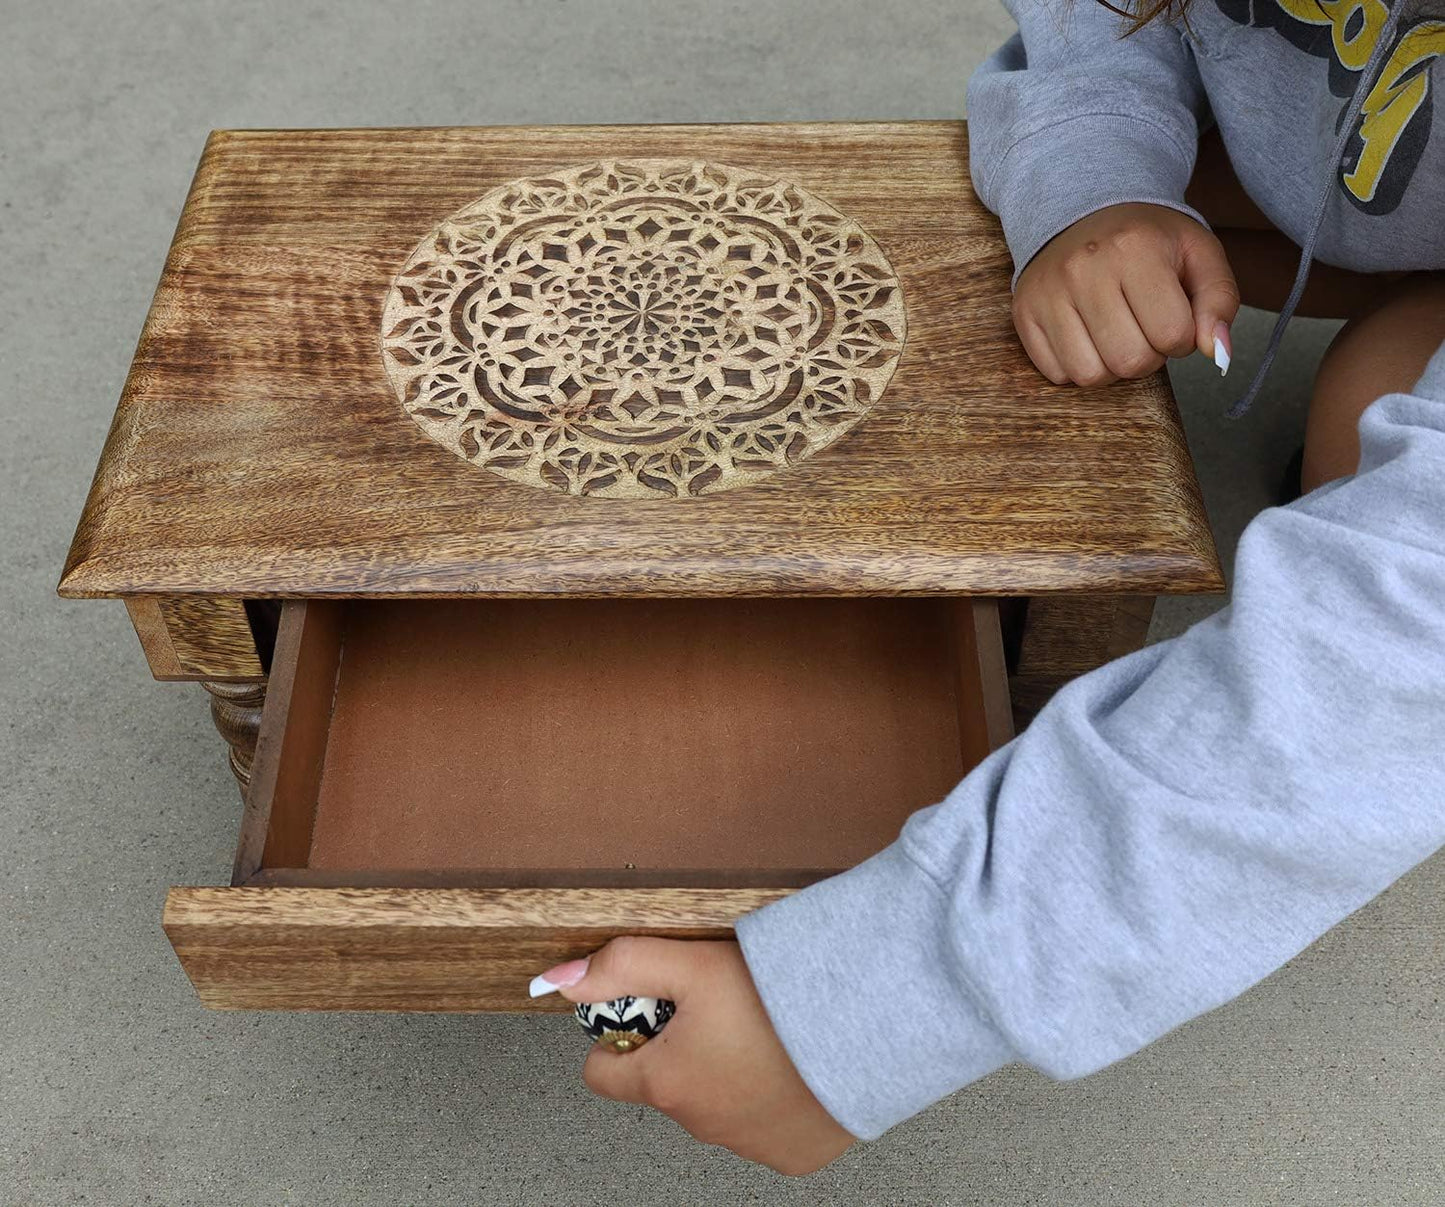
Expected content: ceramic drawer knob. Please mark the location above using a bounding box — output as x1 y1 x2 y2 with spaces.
576 996 675 1053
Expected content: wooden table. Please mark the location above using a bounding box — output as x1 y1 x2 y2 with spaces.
59 121 1221 1012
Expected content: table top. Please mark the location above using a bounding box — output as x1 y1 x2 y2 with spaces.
59 121 1221 599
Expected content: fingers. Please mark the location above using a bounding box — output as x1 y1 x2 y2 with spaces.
1121 262 1197 360
1017 264 1186 387
1074 279 1167 380
565 935 699 1103
1020 272 1192 386
1014 312 1068 385
554 935 697 1005
1177 226 1242 358
581 1035 659 1104
564 939 857 1175
1011 203 1243 387
1044 302 1114 387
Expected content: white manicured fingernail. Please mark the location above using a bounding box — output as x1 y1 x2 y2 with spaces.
1213 322 1232 376
528 958 589 998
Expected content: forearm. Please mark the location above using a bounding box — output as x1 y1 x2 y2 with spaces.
739 343 1445 1141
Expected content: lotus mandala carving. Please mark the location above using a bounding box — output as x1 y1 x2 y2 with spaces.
381 159 906 498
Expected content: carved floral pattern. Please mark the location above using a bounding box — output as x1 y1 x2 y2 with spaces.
381 159 906 498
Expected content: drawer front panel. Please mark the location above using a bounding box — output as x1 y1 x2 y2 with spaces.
163 886 788 1011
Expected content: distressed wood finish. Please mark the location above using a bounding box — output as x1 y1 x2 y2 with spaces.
124 596 264 680
61 121 1225 1016
163 886 786 1011
126 595 269 786
158 597 264 678
59 122 1221 600
124 597 185 678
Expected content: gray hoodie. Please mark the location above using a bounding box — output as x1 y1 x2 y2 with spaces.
736 0 1445 1141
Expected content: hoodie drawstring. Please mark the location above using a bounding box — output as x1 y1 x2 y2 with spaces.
1227 0 1408 417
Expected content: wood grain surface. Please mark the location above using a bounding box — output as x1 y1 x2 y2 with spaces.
60 122 1221 600
202 681 268 796
123 597 184 677
157 597 264 677
123 596 264 679
163 886 788 1010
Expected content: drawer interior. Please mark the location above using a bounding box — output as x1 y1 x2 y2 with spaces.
235 596 1010 891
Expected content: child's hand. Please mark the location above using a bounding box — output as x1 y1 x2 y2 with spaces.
1012 203 1240 387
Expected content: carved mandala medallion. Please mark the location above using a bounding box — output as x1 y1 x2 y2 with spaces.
381 159 906 498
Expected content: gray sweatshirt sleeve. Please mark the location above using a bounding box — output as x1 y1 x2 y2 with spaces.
736 340 1445 1142
965 0 1210 283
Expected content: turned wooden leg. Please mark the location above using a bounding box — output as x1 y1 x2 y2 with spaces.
202 680 268 797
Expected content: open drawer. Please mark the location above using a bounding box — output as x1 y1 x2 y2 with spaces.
163 596 1013 1011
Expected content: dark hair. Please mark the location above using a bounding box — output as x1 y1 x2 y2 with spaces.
1094 0 1195 34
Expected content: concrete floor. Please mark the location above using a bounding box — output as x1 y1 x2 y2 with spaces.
3 1 1441 1202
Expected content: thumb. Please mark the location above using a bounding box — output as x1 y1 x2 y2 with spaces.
1178 226 1241 363
530 937 692 1005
